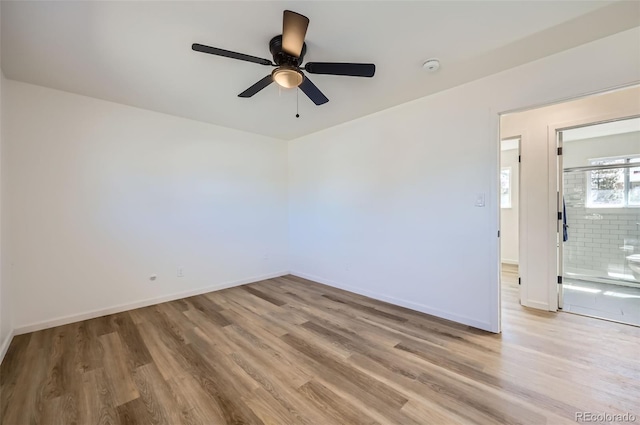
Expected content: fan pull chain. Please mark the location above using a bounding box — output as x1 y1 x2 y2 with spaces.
296 88 300 118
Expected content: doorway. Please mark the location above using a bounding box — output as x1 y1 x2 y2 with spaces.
500 84 640 315
558 117 640 326
500 138 520 293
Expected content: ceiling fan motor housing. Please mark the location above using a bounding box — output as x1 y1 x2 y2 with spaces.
269 35 306 67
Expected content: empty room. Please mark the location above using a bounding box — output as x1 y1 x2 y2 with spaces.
1 1 639 424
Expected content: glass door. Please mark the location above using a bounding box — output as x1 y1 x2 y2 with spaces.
559 117 640 325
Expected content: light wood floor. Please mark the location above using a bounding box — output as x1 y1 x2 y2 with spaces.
2 272 639 424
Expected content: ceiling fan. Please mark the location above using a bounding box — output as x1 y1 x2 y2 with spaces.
192 10 376 106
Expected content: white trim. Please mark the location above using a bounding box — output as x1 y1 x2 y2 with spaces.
0 330 15 365
499 83 639 116
521 300 552 311
290 271 495 333
491 110 502 334
14 271 289 335
547 123 560 312
501 259 519 265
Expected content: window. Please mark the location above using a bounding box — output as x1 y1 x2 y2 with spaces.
629 158 640 206
587 156 640 208
500 167 511 208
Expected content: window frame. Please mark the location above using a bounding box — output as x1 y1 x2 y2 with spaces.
586 155 640 209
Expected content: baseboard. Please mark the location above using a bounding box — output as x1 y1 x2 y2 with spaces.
0 329 15 365
14 271 289 335
289 271 494 332
501 259 519 265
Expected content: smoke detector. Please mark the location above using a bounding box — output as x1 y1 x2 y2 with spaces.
423 59 440 72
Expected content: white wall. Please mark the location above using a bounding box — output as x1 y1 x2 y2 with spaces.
502 86 640 311
564 131 640 168
500 147 519 264
289 27 640 332
4 81 289 332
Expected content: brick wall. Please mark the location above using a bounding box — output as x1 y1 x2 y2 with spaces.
564 171 640 279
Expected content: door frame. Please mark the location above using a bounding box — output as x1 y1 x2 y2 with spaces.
499 136 522 302
546 112 640 311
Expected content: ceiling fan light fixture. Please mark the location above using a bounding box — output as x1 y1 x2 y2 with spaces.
272 66 303 88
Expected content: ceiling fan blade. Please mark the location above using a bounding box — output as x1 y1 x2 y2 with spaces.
282 10 309 57
192 43 273 66
299 75 328 105
304 62 376 77
238 75 274 98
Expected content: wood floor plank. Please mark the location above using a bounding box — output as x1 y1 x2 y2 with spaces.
99 332 140 406
221 321 314 388
415 365 546 424
278 292 404 348
149 319 265 425
116 397 152 425
221 301 291 339
41 327 66 401
219 288 282 317
321 293 409 323
130 363 176 425
348 352 482 425
136 320 190 382
164 373 228 425
230 354 319 425
241 387 298 425
112 312 153 369
87 314 117 338
297 380 379 425
3 271 640 424
79 368 119 425
228 346 348 425
279 333 413 421
0 333 31 419
149 304 194 346
186 324 262 395
1 338 50 425
400 399 468 425
74 321 99 373
242 285 287 307
183 295 231 328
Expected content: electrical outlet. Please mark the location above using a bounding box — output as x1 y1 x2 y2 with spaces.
177 268 184 278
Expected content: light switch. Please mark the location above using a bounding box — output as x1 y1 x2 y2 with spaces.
475 193 485 207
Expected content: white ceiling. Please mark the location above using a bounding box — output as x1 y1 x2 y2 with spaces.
2 1 639 140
